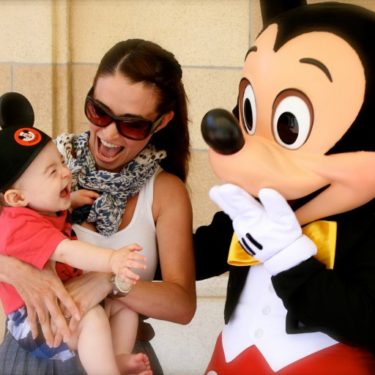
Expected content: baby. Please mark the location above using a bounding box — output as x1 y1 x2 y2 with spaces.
0 93 151 375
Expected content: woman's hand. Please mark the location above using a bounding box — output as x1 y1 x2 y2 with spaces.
3 258 80 347
63 271 112 329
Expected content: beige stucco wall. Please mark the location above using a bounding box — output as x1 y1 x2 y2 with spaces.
0 0 374 373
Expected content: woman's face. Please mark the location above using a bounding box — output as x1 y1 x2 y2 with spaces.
89 72 161 172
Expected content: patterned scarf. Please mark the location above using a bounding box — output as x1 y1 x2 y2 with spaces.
56 131 166 236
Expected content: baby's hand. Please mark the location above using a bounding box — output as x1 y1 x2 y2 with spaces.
110 244 146 284
71 189 99 209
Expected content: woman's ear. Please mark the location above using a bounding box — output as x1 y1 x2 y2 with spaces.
3 189 28 207
156 111 175 132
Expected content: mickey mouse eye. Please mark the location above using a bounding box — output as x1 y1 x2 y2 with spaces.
272 90 313 149
240 81 257 135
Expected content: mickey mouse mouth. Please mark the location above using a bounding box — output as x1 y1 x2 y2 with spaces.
290 184 330 211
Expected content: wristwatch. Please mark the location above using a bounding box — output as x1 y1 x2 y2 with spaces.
110 274 133 297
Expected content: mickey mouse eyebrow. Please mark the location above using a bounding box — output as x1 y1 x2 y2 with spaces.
300 58 333 82
245 46 258 59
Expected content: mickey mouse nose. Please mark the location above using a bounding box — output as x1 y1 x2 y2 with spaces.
201 108 244 155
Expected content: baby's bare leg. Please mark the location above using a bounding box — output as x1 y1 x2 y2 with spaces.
106 298 152 375
66 305 120 375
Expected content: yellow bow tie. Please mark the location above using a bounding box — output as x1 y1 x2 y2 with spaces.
227 220 337 269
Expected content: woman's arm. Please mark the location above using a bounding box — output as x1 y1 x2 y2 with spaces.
0 255 80 347
62 173 196 324
117 172 196 324
63 271 112 322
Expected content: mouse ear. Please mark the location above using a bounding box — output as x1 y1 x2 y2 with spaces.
0 92 35 130
260 0 307 25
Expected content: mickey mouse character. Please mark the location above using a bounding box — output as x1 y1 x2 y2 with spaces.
197 1 375 374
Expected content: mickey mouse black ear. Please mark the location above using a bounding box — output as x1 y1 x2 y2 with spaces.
0 92 35 130
260 0 306 25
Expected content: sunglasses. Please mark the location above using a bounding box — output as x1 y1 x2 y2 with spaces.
84 93 164 141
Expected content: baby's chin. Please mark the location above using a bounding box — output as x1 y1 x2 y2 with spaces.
57 198 72 212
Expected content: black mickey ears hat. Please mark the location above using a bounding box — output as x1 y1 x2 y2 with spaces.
0 92 51 192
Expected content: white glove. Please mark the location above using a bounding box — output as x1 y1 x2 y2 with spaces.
209 184 317 274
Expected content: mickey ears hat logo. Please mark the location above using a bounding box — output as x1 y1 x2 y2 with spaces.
14 127 43 146
0 92 51 191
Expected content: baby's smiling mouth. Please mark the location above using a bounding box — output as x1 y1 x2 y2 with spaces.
60 185 71 198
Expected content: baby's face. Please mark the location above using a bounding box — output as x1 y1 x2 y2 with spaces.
14 141 72 214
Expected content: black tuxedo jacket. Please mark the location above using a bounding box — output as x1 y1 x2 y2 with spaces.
193 201 375 354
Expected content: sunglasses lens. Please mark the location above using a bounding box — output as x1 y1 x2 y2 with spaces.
118 120 151 140
85 99 112 127
85 95 158 140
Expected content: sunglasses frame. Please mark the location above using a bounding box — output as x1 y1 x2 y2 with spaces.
85 90 164 141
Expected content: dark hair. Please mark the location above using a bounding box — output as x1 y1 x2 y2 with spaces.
93 39 190 181
266 2 375 154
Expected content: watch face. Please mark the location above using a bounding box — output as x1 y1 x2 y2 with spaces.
115 275 132 293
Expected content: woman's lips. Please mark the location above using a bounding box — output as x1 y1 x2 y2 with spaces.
98 138 123 159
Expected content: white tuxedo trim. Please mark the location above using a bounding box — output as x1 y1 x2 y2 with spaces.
222 266 337 372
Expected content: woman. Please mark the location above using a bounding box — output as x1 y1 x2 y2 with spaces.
0 39 196 375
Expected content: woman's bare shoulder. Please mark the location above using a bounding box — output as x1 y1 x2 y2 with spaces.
154 170 189 193
153 171 191 213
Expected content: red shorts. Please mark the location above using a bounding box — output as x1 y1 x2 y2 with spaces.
205 333 375 375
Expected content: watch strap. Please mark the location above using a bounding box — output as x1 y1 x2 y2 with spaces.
110 274 133 297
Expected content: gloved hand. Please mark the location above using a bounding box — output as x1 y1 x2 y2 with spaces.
209 184 317 274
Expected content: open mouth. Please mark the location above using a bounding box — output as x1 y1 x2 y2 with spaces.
97 138 123 159
60 185 71 199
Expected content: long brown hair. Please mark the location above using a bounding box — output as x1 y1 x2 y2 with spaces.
93 39 190 181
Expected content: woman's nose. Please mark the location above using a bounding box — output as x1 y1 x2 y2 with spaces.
102 121 120 139
201 108 244 155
